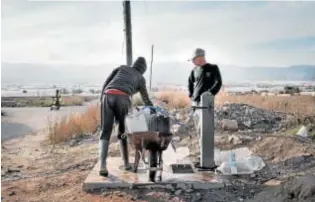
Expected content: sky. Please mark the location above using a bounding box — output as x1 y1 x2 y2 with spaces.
2 0 315 68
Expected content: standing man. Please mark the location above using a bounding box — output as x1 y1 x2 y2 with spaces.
188 48 222 105
53 89 61 109
99 56 154 177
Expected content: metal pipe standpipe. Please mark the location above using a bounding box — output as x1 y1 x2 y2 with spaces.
193 92 216 170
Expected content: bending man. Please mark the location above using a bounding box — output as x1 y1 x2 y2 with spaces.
99 57 154 177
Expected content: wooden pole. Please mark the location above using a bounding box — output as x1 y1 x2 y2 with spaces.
123 0 133 66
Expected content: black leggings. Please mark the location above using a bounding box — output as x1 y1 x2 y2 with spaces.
100 94 131 140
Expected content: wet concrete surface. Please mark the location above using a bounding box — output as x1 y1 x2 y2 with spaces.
84 157 224 191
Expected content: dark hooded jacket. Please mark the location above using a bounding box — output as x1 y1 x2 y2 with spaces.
188 63 222 103
101 57 153 106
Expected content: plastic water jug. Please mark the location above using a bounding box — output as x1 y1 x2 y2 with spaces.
230 152 238 174
125 110 149 133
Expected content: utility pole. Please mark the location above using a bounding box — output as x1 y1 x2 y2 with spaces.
121 0 133 171
123 0 133 66
149 44 154 91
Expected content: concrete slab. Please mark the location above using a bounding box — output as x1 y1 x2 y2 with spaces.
83 157 224 192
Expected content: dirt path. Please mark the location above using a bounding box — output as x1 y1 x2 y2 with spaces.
1 103 93 142
1 126 173 202
2 104 315 202
1 103 167 202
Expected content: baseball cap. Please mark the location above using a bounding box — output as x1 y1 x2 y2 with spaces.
188 48 205 61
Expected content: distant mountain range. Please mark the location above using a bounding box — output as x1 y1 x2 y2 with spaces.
219 65 315 82
1 62 314 85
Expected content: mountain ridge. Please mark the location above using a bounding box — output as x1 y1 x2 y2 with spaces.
1 62 314 85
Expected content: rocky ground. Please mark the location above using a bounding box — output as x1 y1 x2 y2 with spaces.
171 103 315 135
2 103 315 202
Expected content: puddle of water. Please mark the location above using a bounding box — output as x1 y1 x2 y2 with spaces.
163 146 252 166
163 146 190 166
163 145 265 175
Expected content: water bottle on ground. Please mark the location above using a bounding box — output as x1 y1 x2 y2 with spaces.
230 152 238 174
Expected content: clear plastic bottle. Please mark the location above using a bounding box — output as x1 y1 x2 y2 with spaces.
230 152 238 174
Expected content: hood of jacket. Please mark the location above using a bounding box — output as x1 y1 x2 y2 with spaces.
132 57 147 75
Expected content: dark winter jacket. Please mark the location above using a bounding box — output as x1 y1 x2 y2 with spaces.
188 63 222 102
101 57 153 106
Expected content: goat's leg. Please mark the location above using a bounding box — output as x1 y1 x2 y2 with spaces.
149 150 157 182
133 149 140 173
140 138 148 165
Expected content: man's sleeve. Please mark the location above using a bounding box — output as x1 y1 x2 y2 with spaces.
138 77 153 106
100 67 120 96
209 65 222 96
188 70 195 98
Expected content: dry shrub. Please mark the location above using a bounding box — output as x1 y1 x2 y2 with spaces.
48 104 100 144
62 96 85 106
1 95 95 107
155 91 191 109
216 94 315 116
155 90 315 115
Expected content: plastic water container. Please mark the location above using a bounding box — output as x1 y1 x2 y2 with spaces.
142 107 152 123
125 110 149 133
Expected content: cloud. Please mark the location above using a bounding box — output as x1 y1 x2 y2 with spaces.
2 0 315 67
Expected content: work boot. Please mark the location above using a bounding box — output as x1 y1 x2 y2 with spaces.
119 138 132 170
99 139 110 177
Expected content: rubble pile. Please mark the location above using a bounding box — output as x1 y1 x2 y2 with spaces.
170 103 292 134
215 103 291 132
249 173 315 202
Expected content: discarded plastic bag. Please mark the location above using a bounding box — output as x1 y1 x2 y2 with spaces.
216 161 253 175
216 155 265 175
296 125 308 137
214 147 252 165
245 156 265 171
